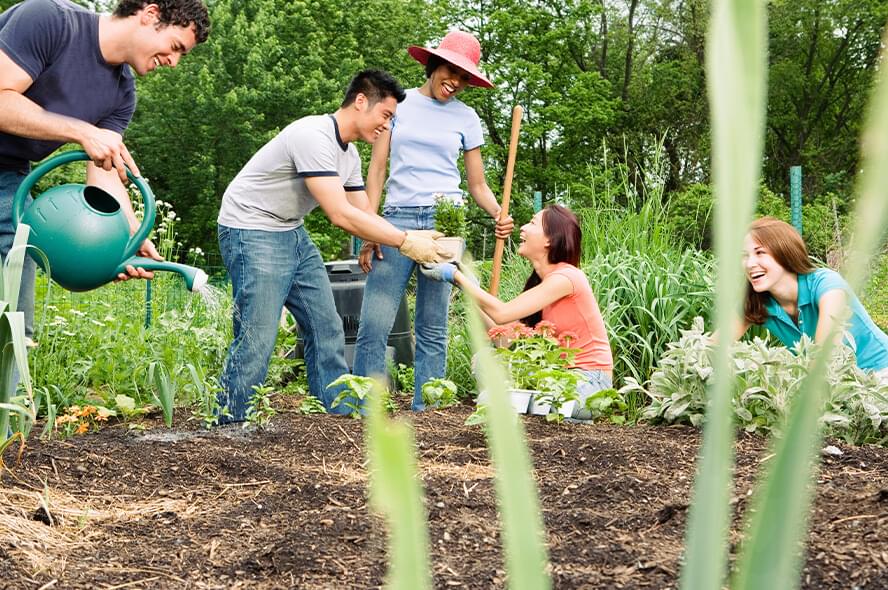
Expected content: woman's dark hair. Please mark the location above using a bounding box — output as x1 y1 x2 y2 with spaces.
520 205 582 326
744 216 816 324
114 0 210 43
341 69 407 108
424 55 445 78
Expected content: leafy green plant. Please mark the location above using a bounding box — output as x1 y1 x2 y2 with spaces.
420 378 458 409
433 193 467 237
148 361 175 427
298 394 327 415
583 388 628 424
389 361 414 394
487 320 580 417
183 364 227 428
623 318 888 444
330 373 376 418
246 384 277 428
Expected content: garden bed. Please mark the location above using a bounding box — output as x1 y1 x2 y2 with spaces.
2 398 887 589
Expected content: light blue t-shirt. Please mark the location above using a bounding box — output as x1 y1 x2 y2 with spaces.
763 268 888 371
384 88 484 207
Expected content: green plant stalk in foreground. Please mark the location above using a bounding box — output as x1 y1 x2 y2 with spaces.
465 299 551 590
148 361 175 428
733 22 888 590
0 224 36 443
680 0 767 588
366 381 432 590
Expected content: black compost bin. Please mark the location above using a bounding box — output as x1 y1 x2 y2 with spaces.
291 259 413 372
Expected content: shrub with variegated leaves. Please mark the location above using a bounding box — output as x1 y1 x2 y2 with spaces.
621 317 888 444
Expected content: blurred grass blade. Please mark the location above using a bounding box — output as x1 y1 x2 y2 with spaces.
0 311 34 441
680 0 767 588
366 381 432 590
465 298 551 590
2 223 29 311
734 23 888 590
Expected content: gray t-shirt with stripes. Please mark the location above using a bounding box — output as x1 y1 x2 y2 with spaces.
218 114 364 230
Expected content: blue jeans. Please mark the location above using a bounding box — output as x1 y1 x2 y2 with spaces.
353 205 452 410
218 225 350 422
0 171 35 339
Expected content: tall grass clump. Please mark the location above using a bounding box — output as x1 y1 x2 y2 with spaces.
576 135 675 258
588 249 713 386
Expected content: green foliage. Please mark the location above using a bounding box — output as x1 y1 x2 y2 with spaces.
148 361 175 428
389 362 414 395
420 378 458 409
667 183 844 258
432 194 467 237
861 251 888 331
298 395 327 415
246 384 277 428
623 318 888 445
329 373 375 418
665 183 714 250
583 388 628 425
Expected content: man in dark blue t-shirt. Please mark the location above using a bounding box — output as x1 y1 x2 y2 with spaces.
0 0 209 341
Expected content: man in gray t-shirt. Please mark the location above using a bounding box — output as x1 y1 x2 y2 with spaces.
216 69 448 423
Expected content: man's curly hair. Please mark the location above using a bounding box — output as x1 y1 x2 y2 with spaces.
113 0 210 43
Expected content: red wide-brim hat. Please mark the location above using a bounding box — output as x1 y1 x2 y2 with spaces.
407 30 494 89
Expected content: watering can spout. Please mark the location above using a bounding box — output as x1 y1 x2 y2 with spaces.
119 257 208 293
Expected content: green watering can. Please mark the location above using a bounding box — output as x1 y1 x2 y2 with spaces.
12 150 207 293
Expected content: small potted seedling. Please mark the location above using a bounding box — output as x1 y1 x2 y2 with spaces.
433 193 467 262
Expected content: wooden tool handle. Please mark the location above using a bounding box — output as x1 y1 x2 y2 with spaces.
489 105 523 297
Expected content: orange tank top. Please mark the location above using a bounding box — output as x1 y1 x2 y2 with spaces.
542 263 613 371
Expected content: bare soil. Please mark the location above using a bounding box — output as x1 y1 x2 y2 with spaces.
2 398 888 589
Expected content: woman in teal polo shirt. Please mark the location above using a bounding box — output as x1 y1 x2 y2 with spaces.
736 216 888 380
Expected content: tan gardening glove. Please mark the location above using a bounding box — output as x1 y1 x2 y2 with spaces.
398 230 449 264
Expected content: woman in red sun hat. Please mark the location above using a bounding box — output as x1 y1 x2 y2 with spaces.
354 31 514 410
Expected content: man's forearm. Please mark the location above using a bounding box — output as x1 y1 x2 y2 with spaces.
331 206 405 247
0 90 87 144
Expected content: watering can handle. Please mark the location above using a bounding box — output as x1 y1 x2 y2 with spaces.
12 150 157 260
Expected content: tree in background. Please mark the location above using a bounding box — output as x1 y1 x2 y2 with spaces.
128 0 442 259
80 0 883 258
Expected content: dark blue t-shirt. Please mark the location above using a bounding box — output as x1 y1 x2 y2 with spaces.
0 0 136 171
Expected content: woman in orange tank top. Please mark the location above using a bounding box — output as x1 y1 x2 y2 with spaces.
421 205 613 420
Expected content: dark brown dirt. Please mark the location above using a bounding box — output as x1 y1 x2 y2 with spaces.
2 398 888 589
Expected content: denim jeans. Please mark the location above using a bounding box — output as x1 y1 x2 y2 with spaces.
0 170 35 339
218 224 350 422
353 205 452 410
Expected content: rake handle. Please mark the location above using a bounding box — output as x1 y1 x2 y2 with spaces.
489 105 523 297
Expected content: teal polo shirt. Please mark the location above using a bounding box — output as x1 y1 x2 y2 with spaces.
762 268 888 371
